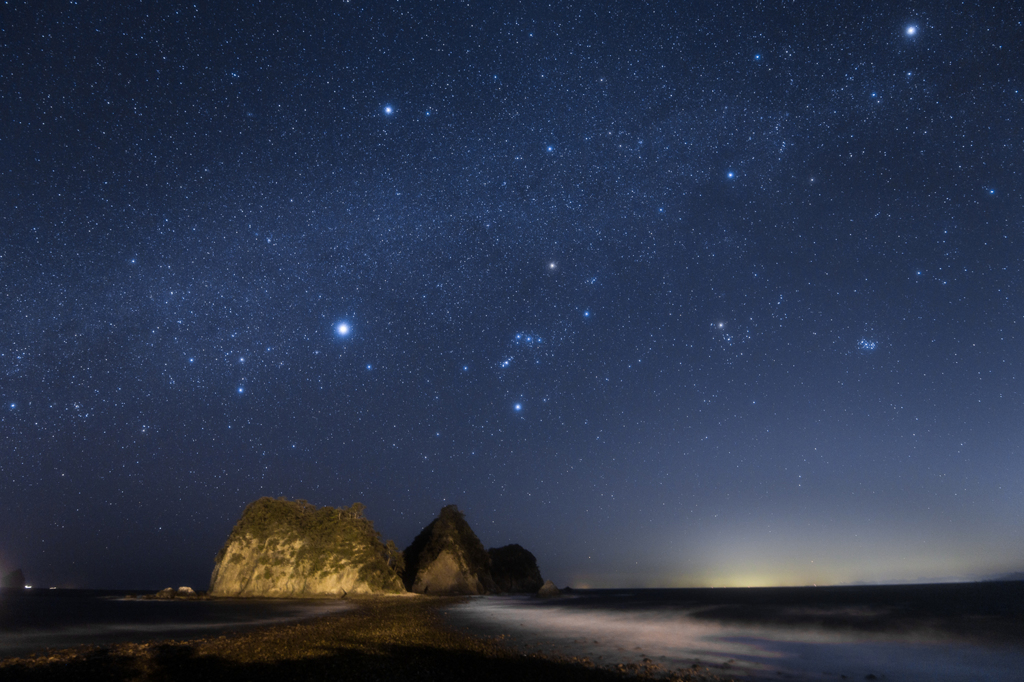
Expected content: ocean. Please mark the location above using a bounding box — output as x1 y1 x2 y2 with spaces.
4 582 1023 680
446 582 1024 681
0 588 353 659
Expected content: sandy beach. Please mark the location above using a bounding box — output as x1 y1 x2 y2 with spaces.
0 596 734 681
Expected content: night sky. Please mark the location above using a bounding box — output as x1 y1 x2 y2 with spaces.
2 1 1022 591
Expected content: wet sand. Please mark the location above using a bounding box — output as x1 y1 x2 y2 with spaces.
0 596 735 681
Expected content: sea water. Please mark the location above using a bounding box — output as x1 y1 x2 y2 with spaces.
0 588 352 659
446 582 1024 681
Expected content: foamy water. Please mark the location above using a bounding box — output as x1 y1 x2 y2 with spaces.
447 594 1024 681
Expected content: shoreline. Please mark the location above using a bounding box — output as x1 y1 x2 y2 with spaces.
0 596 736 681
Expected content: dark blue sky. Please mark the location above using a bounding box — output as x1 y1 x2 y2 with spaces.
2 1 1021 589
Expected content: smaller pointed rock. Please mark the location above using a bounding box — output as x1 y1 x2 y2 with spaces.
404 505 496 594
537 580 561 598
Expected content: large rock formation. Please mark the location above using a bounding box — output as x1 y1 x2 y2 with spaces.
488 544 544 593
209 497 405 597
403 505 497 594
2 568 25 589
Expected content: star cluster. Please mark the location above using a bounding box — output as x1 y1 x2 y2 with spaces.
1 1 1022 588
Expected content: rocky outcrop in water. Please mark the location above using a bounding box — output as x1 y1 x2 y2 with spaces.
537 579 561 598
488 544 544 593
148 586 200 599
1 568 25 589
209 497 405 597
403 505 497 594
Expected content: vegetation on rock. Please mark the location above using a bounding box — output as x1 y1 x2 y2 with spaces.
213 497 404 594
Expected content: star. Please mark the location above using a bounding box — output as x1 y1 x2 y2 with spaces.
383 105 394 115
336 322 351 337
514 403 523 411
905 25 917 36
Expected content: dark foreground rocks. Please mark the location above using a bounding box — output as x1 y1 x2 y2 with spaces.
0 597 735 682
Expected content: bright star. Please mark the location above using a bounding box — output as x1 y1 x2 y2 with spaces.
906 25 917 36
546 145 554 152
514 403 522 411
549 262 557 269
237 387 245 394
383 105 394 115
336 322 351 337
727 171 735 179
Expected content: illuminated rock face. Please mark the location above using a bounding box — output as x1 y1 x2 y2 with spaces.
209 497 405 597
411 548 488 594
403 505 497 595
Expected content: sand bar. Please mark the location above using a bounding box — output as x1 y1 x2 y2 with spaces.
0 596 733 681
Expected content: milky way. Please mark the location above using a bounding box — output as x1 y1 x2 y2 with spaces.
1 1 1021 588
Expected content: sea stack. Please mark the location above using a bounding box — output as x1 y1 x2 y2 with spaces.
209 497 405 597
489 544 544 593
537 580 561 598
1 568 25 589
403 505 497 594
